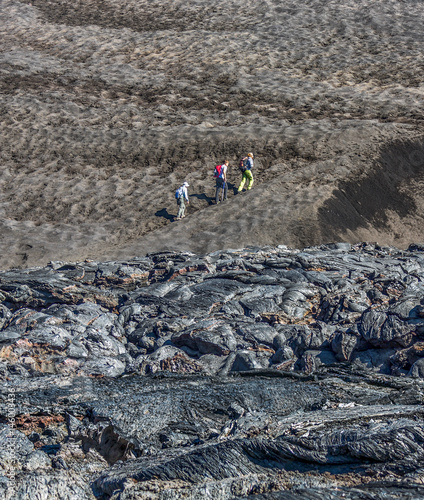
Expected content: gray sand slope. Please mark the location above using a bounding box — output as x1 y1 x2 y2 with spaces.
1 0 424 269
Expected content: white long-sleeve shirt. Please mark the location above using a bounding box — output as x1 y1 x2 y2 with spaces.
177 185 189 201
220 164 227 180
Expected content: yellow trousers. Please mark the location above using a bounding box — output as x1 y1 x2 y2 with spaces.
238 170 253 191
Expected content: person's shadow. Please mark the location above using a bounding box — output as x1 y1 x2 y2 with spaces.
190 193 214 205
155 208 175 221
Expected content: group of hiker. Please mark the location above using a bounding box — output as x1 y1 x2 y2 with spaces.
174 153 254 221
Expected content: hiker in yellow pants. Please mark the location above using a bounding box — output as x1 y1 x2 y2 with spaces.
238 153 254 192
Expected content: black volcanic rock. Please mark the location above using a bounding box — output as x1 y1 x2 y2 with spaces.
1 243 424 498
1 243 424 379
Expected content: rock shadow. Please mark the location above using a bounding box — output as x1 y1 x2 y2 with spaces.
318 138 424 239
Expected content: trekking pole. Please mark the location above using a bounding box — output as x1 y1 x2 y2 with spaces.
221 182 225 203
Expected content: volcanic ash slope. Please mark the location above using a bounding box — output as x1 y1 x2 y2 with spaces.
1 0 424 268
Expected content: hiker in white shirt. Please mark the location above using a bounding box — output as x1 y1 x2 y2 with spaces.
175 181 190 220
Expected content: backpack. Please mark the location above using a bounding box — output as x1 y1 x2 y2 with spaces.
239 158 248 173
213 165 223 178
175 187 182 199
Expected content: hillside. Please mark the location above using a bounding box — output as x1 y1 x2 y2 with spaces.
1 0 424 268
